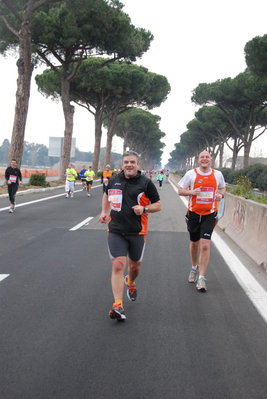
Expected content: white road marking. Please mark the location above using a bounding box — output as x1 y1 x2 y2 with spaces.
170 178 267 324
0 184 102 212
213 232 267 324
69 217 94 231
0 274 9 282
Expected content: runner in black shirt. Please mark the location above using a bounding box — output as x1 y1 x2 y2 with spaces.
5 159 22 213
99 150 161 321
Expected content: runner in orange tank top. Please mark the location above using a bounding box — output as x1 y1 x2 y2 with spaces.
178 151 226 292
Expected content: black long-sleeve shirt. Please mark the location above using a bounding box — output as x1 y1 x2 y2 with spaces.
5 167 22 184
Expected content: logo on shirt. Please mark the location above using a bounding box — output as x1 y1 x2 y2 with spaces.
114 182 121 186
198 179 203 184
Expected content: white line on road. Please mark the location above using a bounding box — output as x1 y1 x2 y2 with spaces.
0 184 102 212
213 232 267 323
0 274 9 282
169 178 267 324
69 217 94 231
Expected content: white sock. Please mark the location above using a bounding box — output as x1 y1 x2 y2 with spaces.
191 265 198 270
198 275 205 280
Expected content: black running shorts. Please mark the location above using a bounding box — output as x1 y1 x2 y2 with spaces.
187 211 216 242
108 232 146 262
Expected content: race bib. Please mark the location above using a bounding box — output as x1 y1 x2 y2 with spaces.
196 187 214 204
67 173 72 179
9 175 17 183
108 189 122 212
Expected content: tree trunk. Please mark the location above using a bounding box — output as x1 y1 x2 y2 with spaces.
92 106 104 173
8 19 33 167
60 78 75 179
104 109 119 166
243 141 251 169
231 141 238 171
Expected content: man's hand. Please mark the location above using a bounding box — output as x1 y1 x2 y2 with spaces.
99 213 107 224
132 205 144 216
215 192 224 201
191 187 202 196
7 180 11 185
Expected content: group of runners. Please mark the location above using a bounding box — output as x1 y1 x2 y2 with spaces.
4 150 226 321
99 150 225 321
65 163 95 198
65 163 116 198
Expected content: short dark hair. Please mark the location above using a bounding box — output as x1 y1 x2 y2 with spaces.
122 150 140 162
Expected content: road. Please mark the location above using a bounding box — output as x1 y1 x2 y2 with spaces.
0 179 267 399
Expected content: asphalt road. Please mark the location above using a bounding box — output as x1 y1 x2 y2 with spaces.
0 180 267 399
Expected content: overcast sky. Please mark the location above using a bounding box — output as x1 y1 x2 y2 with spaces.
1 0 267 166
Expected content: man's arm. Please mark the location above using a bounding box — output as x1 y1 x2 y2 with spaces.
132 200 161 216
99 193 110 223
18 169 23 184
178 186 202 197
215 187 226 201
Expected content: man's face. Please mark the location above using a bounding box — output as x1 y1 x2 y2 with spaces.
198 151 211 169
122 155 140 178
11 160 17 168
68 164 72 169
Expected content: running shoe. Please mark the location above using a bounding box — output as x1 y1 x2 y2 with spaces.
65 194 69 198
87 193 90 197
124 275 137 301
70 192 74 198
9 208 13 213
196 277 207 292
188 267 198 283
109 303 126 321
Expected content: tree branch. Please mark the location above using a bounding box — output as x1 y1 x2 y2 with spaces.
1 0 23 23
75 56 121 80
30 0 62 13
0 12 19 37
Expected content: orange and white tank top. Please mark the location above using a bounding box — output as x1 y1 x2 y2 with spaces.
188 168 218 215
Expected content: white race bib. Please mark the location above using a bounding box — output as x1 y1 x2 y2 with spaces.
9 175 17 183
108 189 122 212
196 187 214 204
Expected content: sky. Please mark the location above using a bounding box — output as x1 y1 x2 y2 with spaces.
1 0 267 167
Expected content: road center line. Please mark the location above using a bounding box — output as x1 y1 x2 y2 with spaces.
0 274 9 282
169 178 267 324
69 217 94 231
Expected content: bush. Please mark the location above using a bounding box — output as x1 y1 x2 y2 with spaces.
233 175 252 198
257 169 267 191
218 168 233 183
244 164 267 187
29 173 46 187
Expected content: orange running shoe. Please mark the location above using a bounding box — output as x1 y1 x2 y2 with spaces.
124 275 137 301
109 303 126 321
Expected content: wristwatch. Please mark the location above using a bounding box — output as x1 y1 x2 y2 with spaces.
221 194 224 199
143 206 149 214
